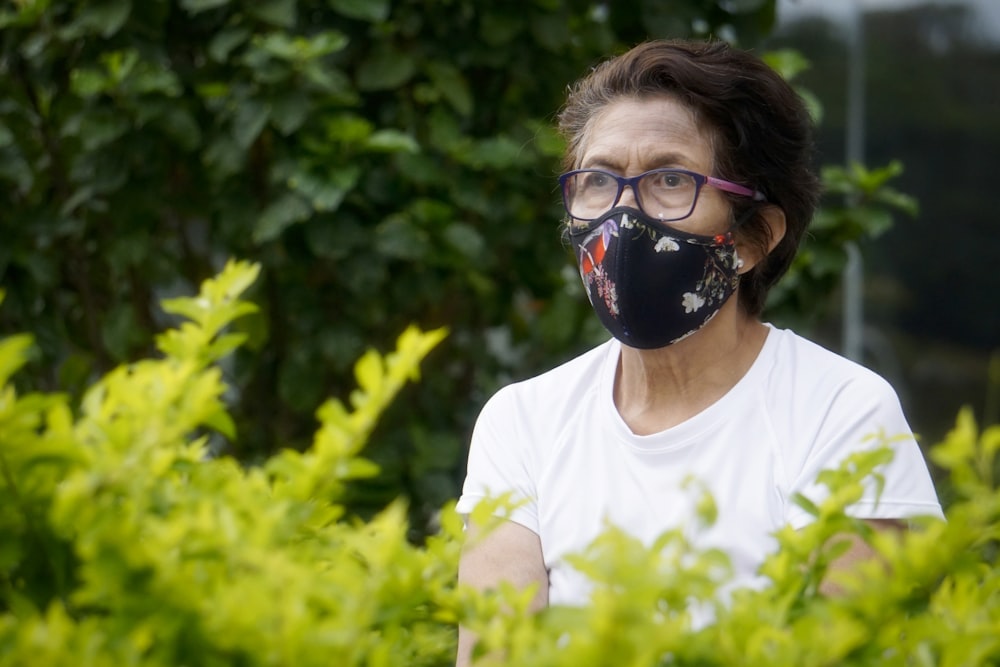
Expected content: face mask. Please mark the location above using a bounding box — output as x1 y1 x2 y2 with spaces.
568 206 741 349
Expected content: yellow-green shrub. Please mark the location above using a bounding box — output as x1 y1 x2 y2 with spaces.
0 261 996 666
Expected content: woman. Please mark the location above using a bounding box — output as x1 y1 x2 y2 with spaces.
455 39 941 664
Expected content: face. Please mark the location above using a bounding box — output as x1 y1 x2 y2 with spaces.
575 95 731 237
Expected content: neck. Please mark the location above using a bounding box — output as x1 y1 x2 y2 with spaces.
613 299 768 435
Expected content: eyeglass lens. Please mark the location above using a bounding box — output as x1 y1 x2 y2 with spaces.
564 170 698 222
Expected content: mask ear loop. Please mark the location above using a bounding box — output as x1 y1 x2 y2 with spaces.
728 201 767 274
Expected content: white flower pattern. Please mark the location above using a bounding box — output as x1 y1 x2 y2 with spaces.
654 237 680 253
682 292 706 313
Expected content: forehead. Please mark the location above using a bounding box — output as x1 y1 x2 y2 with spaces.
577 95 716 171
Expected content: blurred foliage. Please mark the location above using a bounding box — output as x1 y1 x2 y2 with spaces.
0 0 912 533
0 262 462 664
765 4 1000 453
0 266 997 665
768 160 918 329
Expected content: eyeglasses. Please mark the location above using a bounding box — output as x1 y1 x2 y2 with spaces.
559 168 766 224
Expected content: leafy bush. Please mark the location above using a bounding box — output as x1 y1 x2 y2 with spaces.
2 0 912 534
1 261 998 666
0 261 459 665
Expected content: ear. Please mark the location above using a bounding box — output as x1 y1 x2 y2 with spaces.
737 205 786 275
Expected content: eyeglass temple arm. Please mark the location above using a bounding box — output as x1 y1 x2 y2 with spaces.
707 176 767 202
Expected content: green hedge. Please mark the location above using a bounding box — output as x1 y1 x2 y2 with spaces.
1 1 920 536
1 262 997 666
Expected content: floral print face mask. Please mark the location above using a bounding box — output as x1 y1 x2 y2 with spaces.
568 206 741 349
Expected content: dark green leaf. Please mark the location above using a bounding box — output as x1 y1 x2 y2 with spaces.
529 12 570 52
59 0 132 40
424 61 472 116
231 100 270 149
479 10 522 46
248 0 296 28
254 192 312 243
157 107 202 151
443 223 484 259
203 135 245 178
356 45 416 91
304 215 366 260
270 91 311 135
64 109 129 152
180 0 230 14
208 27 251 62
100 303 141 362
364 130 419 154
329 0 390 22
302 63 358 102
288 166 361 212
375 216 430 260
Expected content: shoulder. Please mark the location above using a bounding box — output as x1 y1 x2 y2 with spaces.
759 325 914 470
480 339 615 421
763 326 901 408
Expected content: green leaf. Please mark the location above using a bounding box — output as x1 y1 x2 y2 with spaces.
278 347 325 410
70 68 111 97
270 91 311 135
203 135 244 177
460 136 525 169
304 215 366 260
424 61 472 116
60 0 132 40
208 26 251 62
302 64 357 102
796 86 824 125
375 216 430 261
329 0 390 22
479 10 522 46
356 45 416 91
324 114 374 144
0 0 52 28
0 122 13 148
254 31 349 62
180 0 230 14
529 12 570 52
157 107 202 151
442 223 484 258
254 192 312 243
231 100 269 149
288 165 361 212
762 48 811 82
791 492 821 518
364 130 419 154
0 334 34 387
100 304 142 362
873 189 919 217
63 109 129 152
853 208 894 237
526 120 565 158
247 0 296 28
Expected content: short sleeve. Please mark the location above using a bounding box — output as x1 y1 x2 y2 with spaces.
455 386 540 534
785 373 943 529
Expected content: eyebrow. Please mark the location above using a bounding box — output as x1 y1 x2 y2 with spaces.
580 151 695 172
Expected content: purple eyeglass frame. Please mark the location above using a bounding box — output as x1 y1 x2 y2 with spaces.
559 168 767 222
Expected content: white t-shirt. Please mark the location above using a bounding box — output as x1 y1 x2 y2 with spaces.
456 325 943 606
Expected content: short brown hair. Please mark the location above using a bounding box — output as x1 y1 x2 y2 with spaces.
557 39 821 316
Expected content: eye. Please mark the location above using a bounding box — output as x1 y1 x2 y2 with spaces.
581 171 612 189
654 171 686 188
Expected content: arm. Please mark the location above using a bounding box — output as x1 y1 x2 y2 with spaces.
456 520 549 667
819 518 903 596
